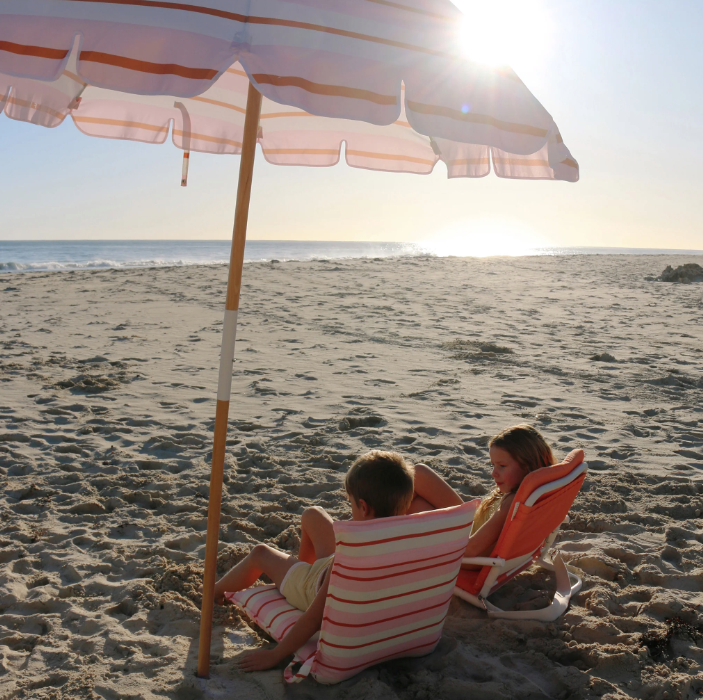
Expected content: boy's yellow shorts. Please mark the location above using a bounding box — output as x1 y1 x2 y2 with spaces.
280 554 334 611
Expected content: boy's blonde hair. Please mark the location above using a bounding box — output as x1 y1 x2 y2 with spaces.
479 424 556 516
345 451 414 518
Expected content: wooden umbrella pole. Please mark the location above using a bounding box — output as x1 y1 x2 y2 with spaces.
197 81 263 679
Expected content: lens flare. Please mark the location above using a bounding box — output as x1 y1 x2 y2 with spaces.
453 0 553 71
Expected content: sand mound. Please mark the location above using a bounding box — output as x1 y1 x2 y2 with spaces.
659 263 703 283
591 353 618 363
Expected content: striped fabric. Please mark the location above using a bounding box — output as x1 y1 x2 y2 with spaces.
229 500 477 684
0 1 578 181
225 585 319 680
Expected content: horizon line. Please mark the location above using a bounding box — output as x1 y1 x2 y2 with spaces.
1 240 702 253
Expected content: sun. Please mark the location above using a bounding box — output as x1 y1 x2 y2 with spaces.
453 0 553 71
422 220 547 258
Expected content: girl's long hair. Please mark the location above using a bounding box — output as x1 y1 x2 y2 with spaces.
478 424 556 517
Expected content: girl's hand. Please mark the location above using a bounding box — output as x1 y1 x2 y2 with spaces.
237 648 281 672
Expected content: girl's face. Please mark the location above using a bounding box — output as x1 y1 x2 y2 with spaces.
490 445 528 494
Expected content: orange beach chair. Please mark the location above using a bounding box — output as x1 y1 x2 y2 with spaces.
454 449 587 621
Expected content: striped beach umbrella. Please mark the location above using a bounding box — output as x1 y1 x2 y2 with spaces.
0 0 579 679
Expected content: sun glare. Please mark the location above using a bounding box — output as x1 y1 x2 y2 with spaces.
453 0 553 71
422 221 547 258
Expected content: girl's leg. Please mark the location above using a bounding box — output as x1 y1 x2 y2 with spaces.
411 463 464 512
213 544 297 603
298 506 336 564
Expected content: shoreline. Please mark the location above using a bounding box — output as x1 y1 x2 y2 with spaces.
3 253 703 277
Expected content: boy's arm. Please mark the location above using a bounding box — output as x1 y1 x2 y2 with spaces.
237 569 331 672
411 463 463 511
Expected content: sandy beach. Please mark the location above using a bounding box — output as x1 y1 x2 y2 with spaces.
1 253 702 700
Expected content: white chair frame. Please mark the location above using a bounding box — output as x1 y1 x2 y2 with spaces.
453 462 587 621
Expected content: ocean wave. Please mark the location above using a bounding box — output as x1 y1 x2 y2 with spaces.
0 258 231 273
2 241 701 275
0 251 427 272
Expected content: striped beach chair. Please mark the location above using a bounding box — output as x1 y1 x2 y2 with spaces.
227 500 477 684
454 449 587 621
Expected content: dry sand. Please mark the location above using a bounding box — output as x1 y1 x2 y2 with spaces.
1 254 702 700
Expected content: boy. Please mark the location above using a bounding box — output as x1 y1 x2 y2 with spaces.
216 450 415 672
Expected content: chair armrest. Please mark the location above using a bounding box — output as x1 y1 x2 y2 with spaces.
461 557 506 567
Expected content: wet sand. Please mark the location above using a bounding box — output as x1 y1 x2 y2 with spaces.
1 254 702 699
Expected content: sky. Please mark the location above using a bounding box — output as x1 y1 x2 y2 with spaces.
2 0 703 252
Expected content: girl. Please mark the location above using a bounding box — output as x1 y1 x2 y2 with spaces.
410 424 559 564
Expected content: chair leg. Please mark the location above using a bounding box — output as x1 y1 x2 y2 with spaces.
537 553 582 596
453 587 486 611
484 554 580 622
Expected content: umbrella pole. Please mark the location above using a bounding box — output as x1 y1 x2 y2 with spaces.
197 81 262 679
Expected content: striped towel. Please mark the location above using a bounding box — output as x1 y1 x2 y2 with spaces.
228 500 477 684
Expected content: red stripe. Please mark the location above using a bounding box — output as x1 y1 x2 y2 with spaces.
335 545 466 572
292 649 318 678
406 100 548 137
79 50 218 80
267 606 299 629
59 0 453 58
0 40 68 60
279 619 297 638
240 587 272 608
252 595 287 618
329 574 456 605
320 619 444 650
252 74 396 106
332 553 462 582
298 650 317 664
314 638 439 672
364 0 455 22
336 521 469 548
322 595 452 628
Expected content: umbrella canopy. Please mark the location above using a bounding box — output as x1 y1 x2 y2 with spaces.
0 0 577 180
1 0 579 681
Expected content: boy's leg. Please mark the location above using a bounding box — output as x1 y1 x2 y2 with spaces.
298 506 336 564
214 544 297 603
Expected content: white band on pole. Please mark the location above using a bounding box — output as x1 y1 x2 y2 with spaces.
217 309 238 401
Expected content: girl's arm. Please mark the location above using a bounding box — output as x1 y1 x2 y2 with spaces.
409 463 464 513
462 493 515 566
237 569 331 672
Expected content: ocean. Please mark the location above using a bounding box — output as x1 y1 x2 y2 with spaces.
0 240 701 274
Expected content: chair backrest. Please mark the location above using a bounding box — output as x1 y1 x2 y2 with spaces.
470 449 586 595
309 499 478 684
